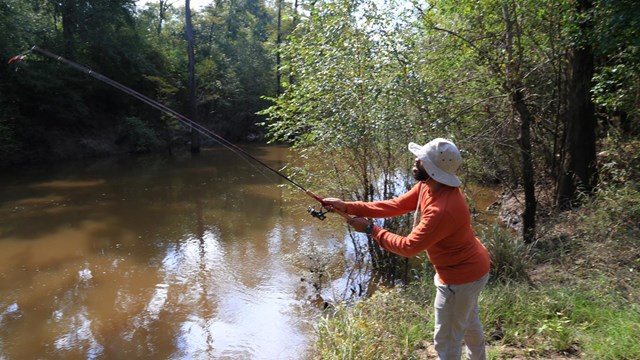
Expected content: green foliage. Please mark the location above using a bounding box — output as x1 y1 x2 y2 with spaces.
579 302 640 360
573 139 640 248
570 186 640 301
118 116 163 153
2 0 640 358
0 0 165 161
193 0 276 140
593 0 640 55
598 139 640 190
262 0 436 200
592 52 640 123
590 0 640 134
591 0 640 124
1 0 278 164
412 0 572 185
592 62 633 109
261 0 434 270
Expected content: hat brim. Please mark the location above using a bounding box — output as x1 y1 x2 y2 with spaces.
408 142 425 157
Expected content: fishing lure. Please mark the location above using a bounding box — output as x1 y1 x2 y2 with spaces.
7 54 26 64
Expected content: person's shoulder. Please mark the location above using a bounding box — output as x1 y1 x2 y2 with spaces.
444 186 471 211
437 186 467 207
445 185 463 195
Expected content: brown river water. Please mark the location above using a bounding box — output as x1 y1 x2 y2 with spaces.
0 145 498 359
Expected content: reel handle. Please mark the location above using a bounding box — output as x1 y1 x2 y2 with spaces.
305 190 352 220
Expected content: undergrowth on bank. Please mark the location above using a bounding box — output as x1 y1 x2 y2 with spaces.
313 143 640 359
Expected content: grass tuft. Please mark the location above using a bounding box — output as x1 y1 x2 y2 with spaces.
480 224 533 284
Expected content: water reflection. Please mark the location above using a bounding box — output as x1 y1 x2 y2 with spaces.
0 147 348 359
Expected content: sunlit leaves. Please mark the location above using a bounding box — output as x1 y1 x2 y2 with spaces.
263 0 425 192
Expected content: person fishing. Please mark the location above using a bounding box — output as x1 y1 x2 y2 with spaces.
323 138 491 360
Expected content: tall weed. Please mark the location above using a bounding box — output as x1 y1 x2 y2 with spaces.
480 225 532 283
315 287 432 360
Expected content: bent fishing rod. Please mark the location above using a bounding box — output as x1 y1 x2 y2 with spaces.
8 46 348 221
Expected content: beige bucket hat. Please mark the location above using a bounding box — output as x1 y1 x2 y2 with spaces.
408 138 462 187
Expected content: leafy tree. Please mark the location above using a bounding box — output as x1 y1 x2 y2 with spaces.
1 0 173 162
194 0 276 140
262 0 427 270
411 0 575 242
557 0 640 208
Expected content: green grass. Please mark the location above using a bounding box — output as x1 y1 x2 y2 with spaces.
315 279 640 359
578 301 640 360
482 280 640 358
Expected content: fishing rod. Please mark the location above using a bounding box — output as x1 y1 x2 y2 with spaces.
8 46 348 221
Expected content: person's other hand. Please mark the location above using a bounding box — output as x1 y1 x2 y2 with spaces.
322 198 347 213
347 217 370 233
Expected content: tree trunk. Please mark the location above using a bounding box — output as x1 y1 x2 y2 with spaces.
289 0 299 86
276 0 283 95
557 0 597 209
60 2 76 55
185 0 200 153
502 3 536 243
157 0 169 35
512 89 537 243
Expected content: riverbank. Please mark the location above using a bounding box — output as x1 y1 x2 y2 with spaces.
312 143 640 359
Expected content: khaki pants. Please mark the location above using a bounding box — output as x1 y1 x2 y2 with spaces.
433 272 490 360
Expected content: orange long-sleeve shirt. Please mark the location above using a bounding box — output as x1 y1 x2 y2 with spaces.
346 182 490 285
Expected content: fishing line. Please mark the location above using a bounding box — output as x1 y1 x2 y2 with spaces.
9 46 347 220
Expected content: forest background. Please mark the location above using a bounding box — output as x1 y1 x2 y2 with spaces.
1 0 639 358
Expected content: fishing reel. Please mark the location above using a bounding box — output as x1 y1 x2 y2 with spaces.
307 205 328 221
